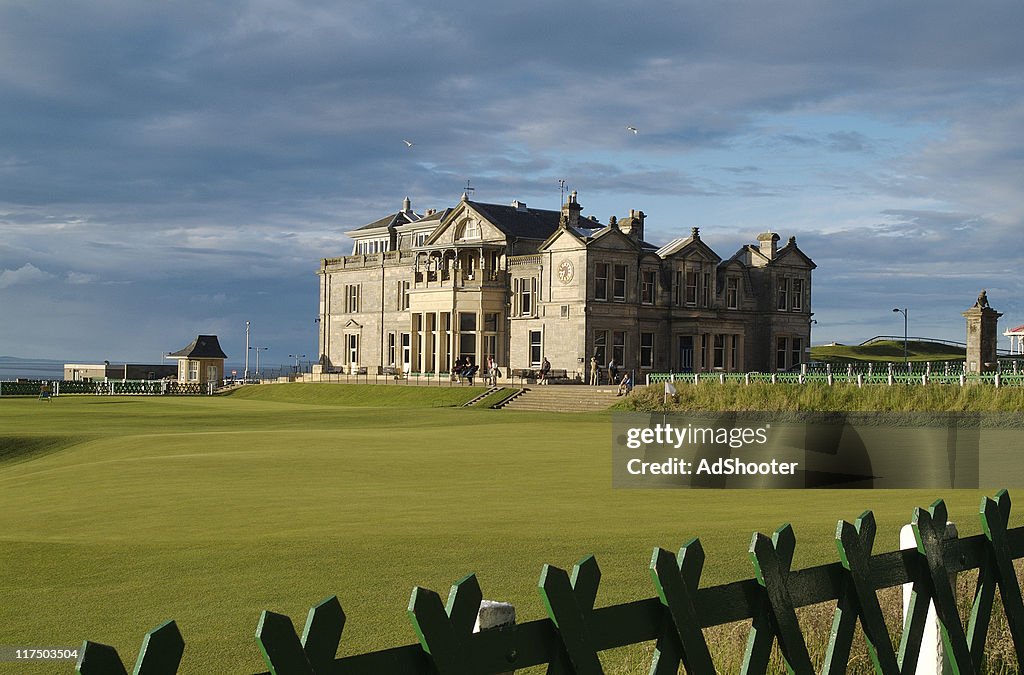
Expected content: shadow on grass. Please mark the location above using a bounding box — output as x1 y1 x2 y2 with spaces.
0 435 89 467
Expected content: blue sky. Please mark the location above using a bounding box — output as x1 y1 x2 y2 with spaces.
2 1 1022 365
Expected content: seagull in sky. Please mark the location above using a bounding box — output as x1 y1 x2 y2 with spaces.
626 125 638 135
403 139 415 148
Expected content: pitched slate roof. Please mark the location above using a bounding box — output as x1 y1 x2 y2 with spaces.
169 335 228 359
352 210 420 232
465 201 562 240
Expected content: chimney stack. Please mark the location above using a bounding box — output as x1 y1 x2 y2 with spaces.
561 190 581 228
619 209 646 241
757 232 780 259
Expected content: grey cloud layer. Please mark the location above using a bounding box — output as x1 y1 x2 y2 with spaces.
1 1 1023 357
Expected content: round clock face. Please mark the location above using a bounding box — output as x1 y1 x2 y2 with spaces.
557 259 574 284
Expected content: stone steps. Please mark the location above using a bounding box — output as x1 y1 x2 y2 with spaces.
497 385 622 412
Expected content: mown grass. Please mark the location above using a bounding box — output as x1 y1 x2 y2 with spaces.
224 381 487 407
0 385 1010 673
620 381 1024 413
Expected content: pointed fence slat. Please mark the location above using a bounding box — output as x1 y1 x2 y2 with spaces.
648 538 715 674
77 641 130 675
980 490 1024 662
82 490 1024 675
407 573 482 675
77 620 183 675
913 500 976 675
300 596 346 673
832 512 899 674
256 611 316 675
135 620 186 675
539 555 604 675
745 525 815 675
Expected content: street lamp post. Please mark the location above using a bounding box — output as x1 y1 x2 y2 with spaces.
289 354 306 375
892 307 908 366
249 346 268 378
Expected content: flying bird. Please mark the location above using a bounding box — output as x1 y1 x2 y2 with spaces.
626 125 638 135
403 139 415 148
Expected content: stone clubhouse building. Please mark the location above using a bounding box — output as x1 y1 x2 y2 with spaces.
316 192 815 380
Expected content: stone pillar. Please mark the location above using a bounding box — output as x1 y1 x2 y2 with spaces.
962 290 1002 374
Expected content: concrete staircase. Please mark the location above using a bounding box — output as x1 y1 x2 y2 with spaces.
497 384 622 412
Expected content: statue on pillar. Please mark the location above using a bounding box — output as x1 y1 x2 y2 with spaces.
962 290 1002 374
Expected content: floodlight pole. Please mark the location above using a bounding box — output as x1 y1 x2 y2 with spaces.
892 307 908 365
244 321 250 380
289 354 306 374
249 345 268 378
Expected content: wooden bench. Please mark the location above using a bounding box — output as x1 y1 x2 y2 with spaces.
538 368 571 384
511 368 574 385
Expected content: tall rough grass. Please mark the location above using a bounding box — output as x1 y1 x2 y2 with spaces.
620 382 1024 413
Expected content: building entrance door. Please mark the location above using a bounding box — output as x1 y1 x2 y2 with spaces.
401 333 411 374
678 335 694 372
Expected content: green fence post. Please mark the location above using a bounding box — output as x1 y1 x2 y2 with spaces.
538 555 603 675
407 573 481 675
911 500 976 675
829 511 899 674
978 491 1024 663
77 620 183 675
649 538 714 675
744 524 814 675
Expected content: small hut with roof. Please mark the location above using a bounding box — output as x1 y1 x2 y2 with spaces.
168 335 228 384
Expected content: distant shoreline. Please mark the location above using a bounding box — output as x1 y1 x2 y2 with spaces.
0 359 250 381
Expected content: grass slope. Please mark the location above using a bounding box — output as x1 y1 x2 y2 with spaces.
0 386 1001 673
812 339 966 363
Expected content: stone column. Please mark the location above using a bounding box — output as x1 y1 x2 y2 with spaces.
962 290 1002 374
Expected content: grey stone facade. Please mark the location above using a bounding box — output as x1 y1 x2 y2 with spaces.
317 193 815 378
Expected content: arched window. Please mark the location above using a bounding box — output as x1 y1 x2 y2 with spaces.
457 218 481 240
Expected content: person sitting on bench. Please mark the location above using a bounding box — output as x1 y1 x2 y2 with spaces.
616 372 633 396
539 356 551 385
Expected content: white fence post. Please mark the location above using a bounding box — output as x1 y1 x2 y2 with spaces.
901 522 957 675
856 374 863 388
475 600 516 674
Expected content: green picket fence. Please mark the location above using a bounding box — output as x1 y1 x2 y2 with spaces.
648 371 1024 387
0 380 209 396
77 489 1024 674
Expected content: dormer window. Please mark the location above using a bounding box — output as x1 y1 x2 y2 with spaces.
726 277 739 309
